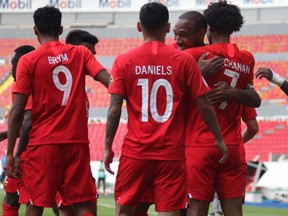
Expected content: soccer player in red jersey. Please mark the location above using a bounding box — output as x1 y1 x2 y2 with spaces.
104 2 227 216
55 29 101 216
183 1 261 216
256 67 288 95
0 45 35 216
4 6 110 216
65 29 99 55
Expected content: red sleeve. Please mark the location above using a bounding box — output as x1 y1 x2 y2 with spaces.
108 55 126 96
242 50 255 87
83 47 105 78
25 95 32 110
242 107 257 122
13 57 32 96
185 54 210 99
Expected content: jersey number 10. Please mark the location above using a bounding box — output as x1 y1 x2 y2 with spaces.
137 78 173 123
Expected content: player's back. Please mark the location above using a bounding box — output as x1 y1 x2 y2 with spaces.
185 43 254 146
15 41 104 145
110 41 207 160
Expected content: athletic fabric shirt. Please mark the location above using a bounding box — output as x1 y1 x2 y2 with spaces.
184 43 255 146
242 107 257 122
13 41 105 146
109 41 209 160
12 83 32 110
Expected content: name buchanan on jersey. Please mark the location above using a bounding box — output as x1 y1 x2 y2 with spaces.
135 65 172 75
48 53 68 64
224 58 250 74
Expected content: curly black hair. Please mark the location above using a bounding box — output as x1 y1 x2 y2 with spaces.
203 0 244 35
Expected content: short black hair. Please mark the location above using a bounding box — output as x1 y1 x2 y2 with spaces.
140 2 169 31
33 6 62 36
203 0 244 34
65 30 99 45
14 45 35 59
179 11 207 32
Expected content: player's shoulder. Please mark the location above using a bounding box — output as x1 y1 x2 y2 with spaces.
183 46 208 60
239 49 254 58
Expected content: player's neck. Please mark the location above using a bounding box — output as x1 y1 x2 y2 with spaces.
39 36 60 45
142 30 166 44
211 33 230 44
143 36 165 44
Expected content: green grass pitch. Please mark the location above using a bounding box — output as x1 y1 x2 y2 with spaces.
0 190 287 215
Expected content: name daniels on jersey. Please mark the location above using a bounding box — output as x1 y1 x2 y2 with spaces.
135 65 172 75
48 53 68 64
224 58 250 74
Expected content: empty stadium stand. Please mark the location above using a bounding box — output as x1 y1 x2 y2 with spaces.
0 120 287 162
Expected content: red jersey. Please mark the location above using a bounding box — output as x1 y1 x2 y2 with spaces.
109 41 209 160
12 83 32 110
242 107 257 122
13 41 105 146
184 43 255 146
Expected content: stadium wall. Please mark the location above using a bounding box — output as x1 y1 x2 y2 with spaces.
1 0 288 28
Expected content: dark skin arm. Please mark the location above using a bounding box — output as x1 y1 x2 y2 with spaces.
104 94 124 175
242 118 258 143
0 131 8 142
255 67 288 96
94 69 111 88
13 109 32 178
196 94 228 163
4 93 28 178
207 81 261 108
198 53 224 79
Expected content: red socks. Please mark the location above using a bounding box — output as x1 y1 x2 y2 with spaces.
2 203 19 216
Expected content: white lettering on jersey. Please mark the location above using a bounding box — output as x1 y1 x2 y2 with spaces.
48 53 69 64
224 58 250 74
135 65 172 75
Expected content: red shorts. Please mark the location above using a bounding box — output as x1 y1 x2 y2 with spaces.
4 177 22 194
19 144 97 207
186 146 246 202
55 178 98 207
115 156 187 212
139 189 154 203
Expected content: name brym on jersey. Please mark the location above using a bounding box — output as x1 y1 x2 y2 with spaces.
48 53 69 64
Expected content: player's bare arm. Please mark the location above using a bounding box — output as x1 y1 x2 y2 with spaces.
104 94 124 175
196 94 228 163
4 93 28 178
242 119 258 143
94 69 111 88
207 81 261 108
13 109 32 178
0 131 8 142
256 67 288 96
198 53 224 78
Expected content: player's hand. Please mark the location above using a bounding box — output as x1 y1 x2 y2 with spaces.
3 154 17 179
207 81 234 104
255 67 273 81
13 156 22 178
215 140 228 164
104 149 115 175
198 53 224 78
